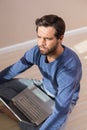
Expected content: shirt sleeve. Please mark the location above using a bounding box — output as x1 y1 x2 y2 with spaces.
39 66 81 130
0 46 38 84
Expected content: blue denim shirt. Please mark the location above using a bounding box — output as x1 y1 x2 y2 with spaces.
0 45 82 130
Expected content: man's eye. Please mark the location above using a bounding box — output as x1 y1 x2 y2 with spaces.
46 38 53 40
37 36 41 39
37 36 53 41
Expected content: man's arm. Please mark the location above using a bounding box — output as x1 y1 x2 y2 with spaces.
39 67 82 130
0 46 40 84
0 56 33 84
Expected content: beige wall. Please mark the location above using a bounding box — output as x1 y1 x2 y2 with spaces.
0 0 87 47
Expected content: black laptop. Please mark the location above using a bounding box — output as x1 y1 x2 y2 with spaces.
11 84 55 126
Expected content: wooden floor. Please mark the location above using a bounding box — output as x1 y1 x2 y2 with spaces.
0 32 87 130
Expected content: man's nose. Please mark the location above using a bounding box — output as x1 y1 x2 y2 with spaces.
39 38 46 46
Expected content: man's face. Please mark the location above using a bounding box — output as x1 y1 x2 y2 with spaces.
37 26 60 56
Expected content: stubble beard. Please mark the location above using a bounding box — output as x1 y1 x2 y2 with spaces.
39 42 59 56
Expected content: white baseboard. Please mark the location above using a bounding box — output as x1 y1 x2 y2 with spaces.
0 26 87 54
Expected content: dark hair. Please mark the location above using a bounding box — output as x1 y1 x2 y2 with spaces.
35 14 66 39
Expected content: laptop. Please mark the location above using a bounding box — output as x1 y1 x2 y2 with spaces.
11 84 55 126
0 97 40 130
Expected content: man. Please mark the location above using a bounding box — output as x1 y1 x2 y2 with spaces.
0 14 82 130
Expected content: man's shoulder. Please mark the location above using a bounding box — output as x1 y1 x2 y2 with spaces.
63 46 82 68
25 45 40 55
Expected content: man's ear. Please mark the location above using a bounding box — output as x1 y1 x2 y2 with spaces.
59 35 64 40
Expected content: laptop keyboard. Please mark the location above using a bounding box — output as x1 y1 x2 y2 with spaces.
13 93 48 125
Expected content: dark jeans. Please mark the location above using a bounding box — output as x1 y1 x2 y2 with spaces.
0 78 30 102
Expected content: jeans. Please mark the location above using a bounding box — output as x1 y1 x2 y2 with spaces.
0 78 74 130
